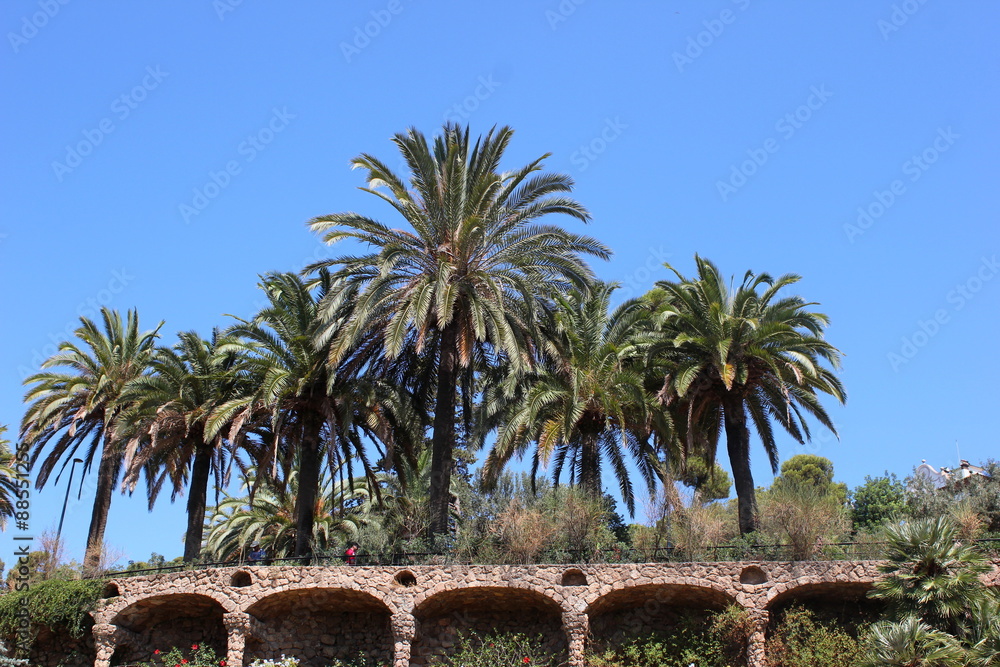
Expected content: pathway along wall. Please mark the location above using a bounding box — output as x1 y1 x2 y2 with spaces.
81 561 895 667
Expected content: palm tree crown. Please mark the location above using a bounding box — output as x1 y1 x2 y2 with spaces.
307 123 609 536
651 255 845 534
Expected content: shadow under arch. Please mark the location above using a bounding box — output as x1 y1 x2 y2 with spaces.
587 583 740 649
412 586 567 667
766 581 882 640
110 593 227 664
244 587 393 667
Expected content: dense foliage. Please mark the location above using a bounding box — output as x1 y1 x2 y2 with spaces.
0 578 103 644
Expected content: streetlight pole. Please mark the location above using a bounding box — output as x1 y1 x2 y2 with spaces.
55 458 84 546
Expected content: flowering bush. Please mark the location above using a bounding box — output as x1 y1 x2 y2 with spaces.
143 644 225 667
248 657 300 667
428 630 563 667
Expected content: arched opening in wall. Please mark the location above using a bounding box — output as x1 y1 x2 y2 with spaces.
111 593 227 663
739 566 767 585
103 582 121 598
412 587 566 667
394 570 417 587
587 584 742 662
28 624 97 667
765 582 881 651
245 588 392 667
230 570 252 587
561 568 588 586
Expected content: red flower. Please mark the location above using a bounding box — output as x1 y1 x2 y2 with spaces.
154 650 161 655
220 662 227 667
182 660 189 664
192 645 199 650
523 659 531 664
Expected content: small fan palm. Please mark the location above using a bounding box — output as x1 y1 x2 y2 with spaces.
862 616 966 667
0 426 20 530
870 516 993 636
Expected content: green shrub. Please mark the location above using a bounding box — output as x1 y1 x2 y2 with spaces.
0 578 103 649
766 606 866 667
142 644 223 667
429 629 562 667
586 607 750 667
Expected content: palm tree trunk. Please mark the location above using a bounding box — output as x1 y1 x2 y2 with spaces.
183 442 212 562
723 394 758 535
429 320 459 538
294 410 323 562
83 440 116 574
579 429 601 499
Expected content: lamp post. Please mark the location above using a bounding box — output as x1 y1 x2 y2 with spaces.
55 458 84 546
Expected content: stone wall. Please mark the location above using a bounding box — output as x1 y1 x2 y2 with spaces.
23 625 94 667
76 560 900 667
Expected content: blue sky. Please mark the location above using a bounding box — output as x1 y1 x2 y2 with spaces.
1 1 998 566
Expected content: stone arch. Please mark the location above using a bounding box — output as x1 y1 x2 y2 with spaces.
244 587 393 667
102 581 121 599
411 586 567 667
586 583 740 649
765 581 882 640
110 593 228 663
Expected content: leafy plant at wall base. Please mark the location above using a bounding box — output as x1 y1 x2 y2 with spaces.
429 630 562 667
142 645 223 667
766 606 866 667
0 578 103 648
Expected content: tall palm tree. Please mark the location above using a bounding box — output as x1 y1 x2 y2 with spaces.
482 282 667 515
20 308 162 570
650 256 845 534
0 425 20 530
118 330 251 562
213 271 415 560
306 123 609 536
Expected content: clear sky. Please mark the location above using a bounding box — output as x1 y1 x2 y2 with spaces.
1 1 998 567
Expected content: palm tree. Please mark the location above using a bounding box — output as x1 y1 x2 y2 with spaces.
869 517 993 636
650 256 845 534
203 465 380 562
482 282 667 515
213 271 415 560
862 616 966 667
306 123 608 536
0 425 20 530
118 330 251 562
20 308 162 571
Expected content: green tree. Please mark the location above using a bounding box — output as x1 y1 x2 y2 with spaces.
677 454 732 504
0 426 19 530
772 454 848 505
214 271 414 560
861 616 965 667
851 473 906 531
649 256 845 534
21 309 162 571
482 283 665 515
118 330 251 562
306 123 608 536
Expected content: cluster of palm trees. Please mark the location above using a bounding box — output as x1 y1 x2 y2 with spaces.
14 123 845 569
